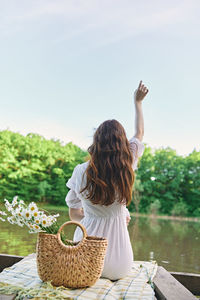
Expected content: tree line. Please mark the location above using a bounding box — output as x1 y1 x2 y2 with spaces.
0 130 199 217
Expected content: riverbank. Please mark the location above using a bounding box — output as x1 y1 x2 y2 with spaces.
39 204 200 222
1 202 199 223
38 204 200 223
131 212 200 223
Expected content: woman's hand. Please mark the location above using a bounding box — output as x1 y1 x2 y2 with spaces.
134 80 149 103
69 208 84 222
133 80 148 141
125 207 131 226
126 215 131 226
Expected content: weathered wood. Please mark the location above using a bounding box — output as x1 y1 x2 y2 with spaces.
0 295 16 300
171 271 200 296
153 266 197 300
0 254 34 300
0 254 24 273
1 254 199 299
0 254 36 300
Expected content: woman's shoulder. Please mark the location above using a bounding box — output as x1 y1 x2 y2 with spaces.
73 161 89 179
129 136 145 157
66 161 89 191
76 161 89 172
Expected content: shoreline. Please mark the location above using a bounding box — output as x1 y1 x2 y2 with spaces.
131 212 200 222
0 202 199 223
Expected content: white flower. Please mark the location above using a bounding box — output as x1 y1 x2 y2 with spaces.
45 213 59 226
10 210 19 219
33 224 40 231
19 200 25 206
4 199 13 212
52 213 59 218
2 196 60 233
7 216 16 224
23 209 31 220
32 211 39 218
11 196 18 207
27 223 34 229
45 216 53 227
10 208 17 217
46 214 58 226
41 215 49 227
28 202 38 213
34 218 41 225
0 211 7 216
16 220 24 227
28 223 43 233
15 208 23 218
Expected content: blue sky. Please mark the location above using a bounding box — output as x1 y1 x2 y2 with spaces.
0 0 200 155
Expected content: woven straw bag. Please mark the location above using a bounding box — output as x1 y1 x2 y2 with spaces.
36 221 108 288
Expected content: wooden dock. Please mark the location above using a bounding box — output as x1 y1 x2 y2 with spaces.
0 254 199 299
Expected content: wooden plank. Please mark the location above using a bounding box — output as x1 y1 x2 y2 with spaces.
0 254 36 300
171 271 200 296
153 266 197 300
0 254 23 300
0 295 16 300
0 254 24 273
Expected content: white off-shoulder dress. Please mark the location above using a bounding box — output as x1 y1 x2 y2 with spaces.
65 137 145 280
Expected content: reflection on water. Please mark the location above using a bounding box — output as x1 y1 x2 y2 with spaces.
0 209 200 274
129 216 200 274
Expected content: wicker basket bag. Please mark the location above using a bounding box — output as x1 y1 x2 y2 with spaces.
36 221 108 288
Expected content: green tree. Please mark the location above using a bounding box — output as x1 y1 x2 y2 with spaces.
0 130 87 205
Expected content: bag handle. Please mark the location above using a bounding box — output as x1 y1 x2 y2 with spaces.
57 221 87 248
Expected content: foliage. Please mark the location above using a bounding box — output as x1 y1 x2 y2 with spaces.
149 199 161 215
193 208 200 217
134 145 200 217
0 130 199 217
171 202 188 216
130 177 143 213
0 130 87 205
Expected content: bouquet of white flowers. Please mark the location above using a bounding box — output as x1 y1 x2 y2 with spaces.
0 196 60 234
0 196 108 288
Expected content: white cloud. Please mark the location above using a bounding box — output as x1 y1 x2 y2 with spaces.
1 0 200 44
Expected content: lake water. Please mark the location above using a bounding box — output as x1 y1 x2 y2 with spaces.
0 209 200 274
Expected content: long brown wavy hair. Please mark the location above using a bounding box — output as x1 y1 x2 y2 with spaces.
80 120 135 206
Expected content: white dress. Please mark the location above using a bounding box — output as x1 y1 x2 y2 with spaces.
65 137 145 280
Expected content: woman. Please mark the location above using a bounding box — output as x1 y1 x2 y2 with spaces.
65 80 149 280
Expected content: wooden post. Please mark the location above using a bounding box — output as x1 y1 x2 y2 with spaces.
153 266 197 300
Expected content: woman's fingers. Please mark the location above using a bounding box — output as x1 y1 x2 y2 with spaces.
134 80 149 102
139 81 148 93
126 215 131 226
138 80 142 89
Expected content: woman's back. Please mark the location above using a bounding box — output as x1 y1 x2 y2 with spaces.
66 80 149 280
66 137 145 280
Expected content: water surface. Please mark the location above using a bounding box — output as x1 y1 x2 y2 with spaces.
0 208 199 274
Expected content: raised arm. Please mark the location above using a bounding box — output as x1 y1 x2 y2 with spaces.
134 80 149 141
